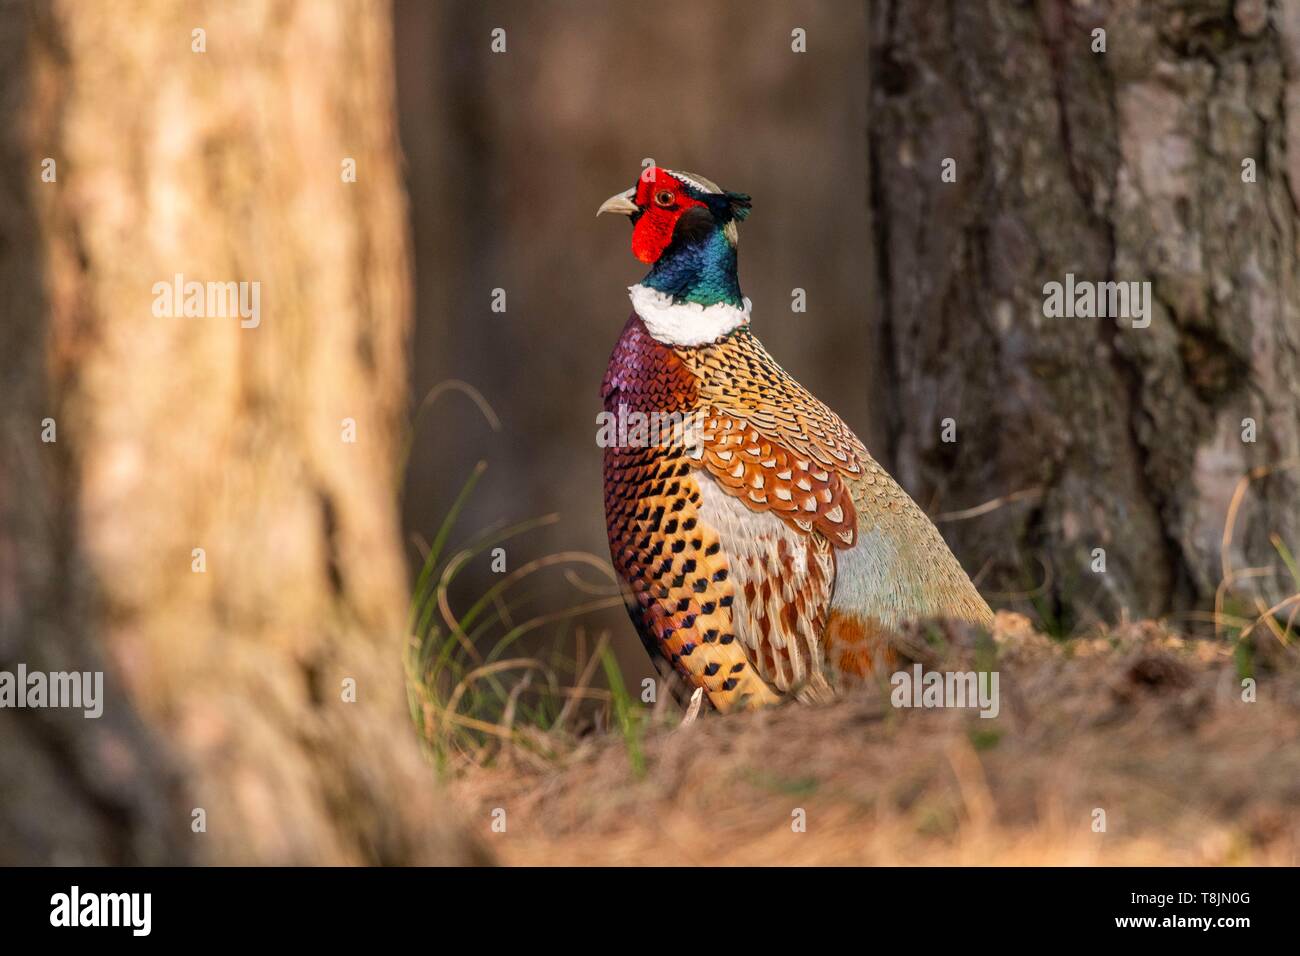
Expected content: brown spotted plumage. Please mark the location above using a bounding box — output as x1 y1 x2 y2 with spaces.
602 317 781 709
599 167 993 713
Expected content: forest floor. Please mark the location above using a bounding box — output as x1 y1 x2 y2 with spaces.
447 614 1300 865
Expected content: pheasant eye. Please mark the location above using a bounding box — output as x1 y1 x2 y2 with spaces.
653 189 674 207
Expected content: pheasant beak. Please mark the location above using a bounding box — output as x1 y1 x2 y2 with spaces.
597 187 639 218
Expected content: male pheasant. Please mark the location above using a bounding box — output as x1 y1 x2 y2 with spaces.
598 167 993 712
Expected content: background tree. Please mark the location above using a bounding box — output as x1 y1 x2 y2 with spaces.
0 0 484 864
869 0 1300 629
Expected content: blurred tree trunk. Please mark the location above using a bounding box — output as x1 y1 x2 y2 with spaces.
869 0 1300 629
0 0 486 864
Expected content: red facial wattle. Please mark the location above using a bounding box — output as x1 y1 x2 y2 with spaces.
631 170 705 264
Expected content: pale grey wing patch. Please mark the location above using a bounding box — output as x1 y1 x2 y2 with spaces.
694 474 835 698
828 521 907 626
833 476 995 628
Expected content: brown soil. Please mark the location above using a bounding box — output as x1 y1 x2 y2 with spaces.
449 614 1300 865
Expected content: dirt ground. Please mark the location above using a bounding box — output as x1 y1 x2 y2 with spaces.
449 614 1300 866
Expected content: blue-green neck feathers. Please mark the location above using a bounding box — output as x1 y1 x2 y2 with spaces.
642 227 742 309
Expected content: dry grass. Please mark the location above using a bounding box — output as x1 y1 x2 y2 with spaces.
448 613 1300 865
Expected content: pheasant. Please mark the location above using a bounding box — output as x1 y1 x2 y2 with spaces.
598 167 993 712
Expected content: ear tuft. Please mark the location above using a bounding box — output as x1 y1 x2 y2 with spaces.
672 205 717 245
726 191 752 221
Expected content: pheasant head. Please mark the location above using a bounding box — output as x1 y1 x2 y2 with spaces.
598 167 753 346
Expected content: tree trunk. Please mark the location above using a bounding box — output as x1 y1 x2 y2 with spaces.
0 0 485 865
869 0 1300 630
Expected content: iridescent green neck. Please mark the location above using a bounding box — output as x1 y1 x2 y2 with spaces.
642 227 742 308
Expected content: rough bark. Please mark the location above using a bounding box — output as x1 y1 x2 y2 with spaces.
0 0 486 865
869 0 1300 629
